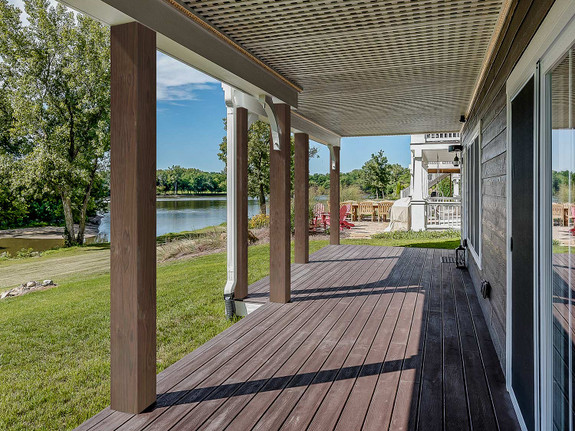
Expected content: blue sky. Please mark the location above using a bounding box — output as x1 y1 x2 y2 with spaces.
9 0 411 174
155 54 411 173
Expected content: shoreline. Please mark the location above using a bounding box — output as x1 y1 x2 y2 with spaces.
0 224 100 240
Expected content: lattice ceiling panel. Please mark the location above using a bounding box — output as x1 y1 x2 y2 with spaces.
178 0 505 136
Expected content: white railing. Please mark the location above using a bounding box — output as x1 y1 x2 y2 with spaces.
425 132 460 142
400 186 411 199
426 200 461 229
428 196 461 203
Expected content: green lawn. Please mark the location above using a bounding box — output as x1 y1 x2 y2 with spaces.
0 233 458 430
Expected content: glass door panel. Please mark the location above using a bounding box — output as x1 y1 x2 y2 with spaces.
549 46 575 431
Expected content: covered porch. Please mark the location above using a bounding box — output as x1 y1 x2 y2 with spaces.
77 245 519 430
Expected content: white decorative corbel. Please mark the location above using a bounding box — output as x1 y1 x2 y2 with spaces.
329 144 337 170
259 94 281 150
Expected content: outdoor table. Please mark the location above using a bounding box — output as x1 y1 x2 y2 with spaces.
350 202 378 221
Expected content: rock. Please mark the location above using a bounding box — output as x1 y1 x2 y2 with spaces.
26 281 37 288
1 291 10 299
42 280 53 286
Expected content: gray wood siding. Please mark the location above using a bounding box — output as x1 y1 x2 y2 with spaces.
461 0 554 368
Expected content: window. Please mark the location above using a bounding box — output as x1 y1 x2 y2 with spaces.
547 45 574 431
466 134 481 264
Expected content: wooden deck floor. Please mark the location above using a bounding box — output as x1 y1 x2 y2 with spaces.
77 245 520 431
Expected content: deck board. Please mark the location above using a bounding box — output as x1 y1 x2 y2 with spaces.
77 245 520 431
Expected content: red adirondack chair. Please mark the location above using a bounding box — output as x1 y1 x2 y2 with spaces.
311 202 327 231
327 204 355 230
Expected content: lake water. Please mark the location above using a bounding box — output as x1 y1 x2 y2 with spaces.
97 196 261 241
0 196 261 254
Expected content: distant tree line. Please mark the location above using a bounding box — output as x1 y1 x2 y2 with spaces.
309 151 411 200
157 166 226 195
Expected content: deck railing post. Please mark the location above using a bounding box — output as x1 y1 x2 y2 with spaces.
269 103 291 303
330 145 340 245
294 133 309 263
110 22 157 414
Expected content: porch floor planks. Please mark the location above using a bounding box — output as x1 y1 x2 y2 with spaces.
77 245 519 431
195 247 398 431
172 246 392 430
116 245 367 431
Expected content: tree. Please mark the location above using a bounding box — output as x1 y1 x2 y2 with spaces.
386 163 410 198
360 150 391 199
218 119 318 215
0 0 110 245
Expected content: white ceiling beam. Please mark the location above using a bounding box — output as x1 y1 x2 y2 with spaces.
291 111 341 147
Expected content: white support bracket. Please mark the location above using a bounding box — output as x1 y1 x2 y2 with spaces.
329 144 337 170
259 95 281 150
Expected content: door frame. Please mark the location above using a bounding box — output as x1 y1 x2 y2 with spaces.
506 69 540 431
506 1 575 429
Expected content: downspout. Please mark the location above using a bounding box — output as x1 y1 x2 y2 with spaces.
223 84 237 319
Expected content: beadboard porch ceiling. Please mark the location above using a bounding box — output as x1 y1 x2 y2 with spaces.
172 0 508 136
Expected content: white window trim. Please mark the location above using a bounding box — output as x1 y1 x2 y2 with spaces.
464 121 482 270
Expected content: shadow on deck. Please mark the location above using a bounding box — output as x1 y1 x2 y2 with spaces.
76 245 520 431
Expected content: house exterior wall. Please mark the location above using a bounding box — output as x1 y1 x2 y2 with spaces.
461 0 555 368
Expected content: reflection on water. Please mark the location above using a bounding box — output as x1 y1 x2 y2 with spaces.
0 197 261 254
97 196 260 241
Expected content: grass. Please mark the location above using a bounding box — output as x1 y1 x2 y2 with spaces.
363 229 461 249
0 230 458 430
0 241 325 431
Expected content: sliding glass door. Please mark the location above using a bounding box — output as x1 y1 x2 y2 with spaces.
547 45 575 431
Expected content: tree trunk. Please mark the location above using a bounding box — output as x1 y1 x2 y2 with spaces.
61 192 76 246
259 184 267 215
76 166 97 244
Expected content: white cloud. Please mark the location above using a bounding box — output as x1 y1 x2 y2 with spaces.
157 52 219 101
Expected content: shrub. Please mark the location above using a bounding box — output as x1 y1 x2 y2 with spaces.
248 213 270 229
16 248 39 258
340 185 365 202
372 229 460 241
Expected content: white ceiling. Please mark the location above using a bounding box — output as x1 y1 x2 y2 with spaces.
177 0 506 136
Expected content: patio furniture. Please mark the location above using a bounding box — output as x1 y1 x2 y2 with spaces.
377 200 394 222
311 202 327 231
552 203 564 226
358 201 376 221
326 204 354 231
341 201 355 222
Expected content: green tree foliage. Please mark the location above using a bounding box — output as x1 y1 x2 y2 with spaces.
386 163 410 198
156 166 226 195
218 119 318 215
0 0 110 244
433 176 453 197
360 150 391 199
552 170 575 203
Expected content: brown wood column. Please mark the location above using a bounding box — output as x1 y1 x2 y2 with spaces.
269 104 291 303
110 22 157 414
330 145 340 245
294 133 309 264
235 107 249 299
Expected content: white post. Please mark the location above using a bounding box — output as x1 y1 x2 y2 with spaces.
411 148 426 231
452 173 461 197
223 84 237 318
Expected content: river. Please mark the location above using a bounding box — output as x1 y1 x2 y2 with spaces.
0 196 262 254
